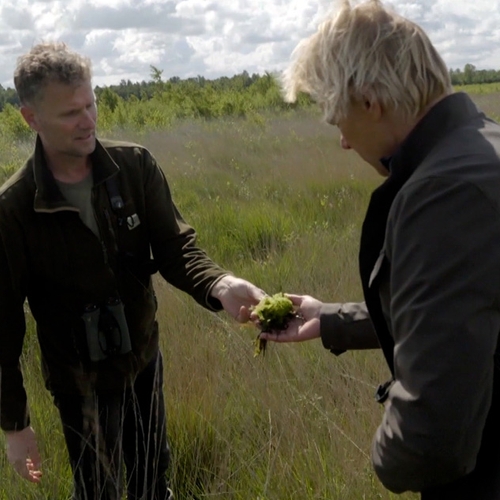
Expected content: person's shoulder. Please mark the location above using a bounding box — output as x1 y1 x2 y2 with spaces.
434 110 500 163
408 120 500 193
97 139 157 172
99 138 151 156
0 163 33 210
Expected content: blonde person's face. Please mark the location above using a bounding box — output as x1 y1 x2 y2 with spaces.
334 99 391 176
22 80 97 161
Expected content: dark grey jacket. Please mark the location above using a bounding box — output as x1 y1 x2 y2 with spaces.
320 93 500 498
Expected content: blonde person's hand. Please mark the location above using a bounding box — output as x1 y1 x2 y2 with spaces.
259 294 323 343
210 275 266 323
5 426 42 483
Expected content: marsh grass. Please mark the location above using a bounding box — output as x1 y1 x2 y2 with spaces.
4 89 496 498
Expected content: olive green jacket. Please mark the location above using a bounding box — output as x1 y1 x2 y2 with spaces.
0 137 227 431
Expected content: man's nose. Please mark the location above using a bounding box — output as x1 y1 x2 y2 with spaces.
81 109 96 128
340 135 351 150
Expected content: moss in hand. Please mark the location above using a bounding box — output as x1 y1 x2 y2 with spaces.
252 293 295 356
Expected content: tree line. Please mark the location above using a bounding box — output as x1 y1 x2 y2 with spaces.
0 64 499 112
0 68 315 139
449 64 500 85
0 68 306 113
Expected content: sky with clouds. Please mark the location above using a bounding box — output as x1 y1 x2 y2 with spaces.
1 0 499 89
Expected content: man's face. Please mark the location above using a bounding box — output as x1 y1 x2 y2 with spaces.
334 99 393 176
22 79 97 163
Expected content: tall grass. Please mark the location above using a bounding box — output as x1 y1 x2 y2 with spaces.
453 82 500 95
6 99 493 498
146 113 398 499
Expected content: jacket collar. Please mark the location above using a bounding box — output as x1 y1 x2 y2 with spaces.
359 92 482 375
386 92 482 180
32 136 120 213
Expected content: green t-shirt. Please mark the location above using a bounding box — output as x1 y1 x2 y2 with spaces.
56 172 100 237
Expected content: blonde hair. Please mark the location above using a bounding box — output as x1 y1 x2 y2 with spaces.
14 41 92 105
282 0 452 123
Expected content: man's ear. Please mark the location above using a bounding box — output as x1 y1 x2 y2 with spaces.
20 105 39 132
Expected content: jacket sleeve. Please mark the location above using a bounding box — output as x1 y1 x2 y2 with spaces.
372 177 500 492
320 302 380 354
139 148 228 310
0 225 30 431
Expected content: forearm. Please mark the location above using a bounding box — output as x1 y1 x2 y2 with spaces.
156 232 228 308
320 301 379 354
206 273 233 309
0 279 29 431
143 152 229 307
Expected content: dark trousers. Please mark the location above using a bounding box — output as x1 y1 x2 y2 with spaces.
53 352 172 500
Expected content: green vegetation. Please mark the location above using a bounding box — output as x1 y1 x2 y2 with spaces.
0 68 312 118
2 61 500 123
252 292 296 356
453 81 500 94
253 293 295 332
449 64 500 85
2 89 498 500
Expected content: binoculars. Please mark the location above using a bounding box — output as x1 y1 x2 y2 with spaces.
82 297 132 362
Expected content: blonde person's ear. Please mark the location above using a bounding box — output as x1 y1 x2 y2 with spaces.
361 93 383 122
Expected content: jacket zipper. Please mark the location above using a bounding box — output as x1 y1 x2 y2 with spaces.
91 187 109 265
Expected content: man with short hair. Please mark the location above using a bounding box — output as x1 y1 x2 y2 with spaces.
261 0 500 497
0 41 265 500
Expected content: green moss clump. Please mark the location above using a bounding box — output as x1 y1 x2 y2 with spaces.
253 293 295 331
252 293 295 356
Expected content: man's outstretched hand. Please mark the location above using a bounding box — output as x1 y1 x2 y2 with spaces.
210 275 266 322
5 426 42 483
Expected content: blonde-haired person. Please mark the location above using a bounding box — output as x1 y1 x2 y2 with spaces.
261 1 500 498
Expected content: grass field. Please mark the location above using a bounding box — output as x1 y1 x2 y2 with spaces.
0 88 499 499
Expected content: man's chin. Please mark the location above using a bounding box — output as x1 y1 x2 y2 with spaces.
86 137 97 153
74 137 96 156
66 148 96 159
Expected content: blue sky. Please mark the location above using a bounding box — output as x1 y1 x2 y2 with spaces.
1 0 499 88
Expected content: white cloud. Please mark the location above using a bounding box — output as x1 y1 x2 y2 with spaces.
1 0 500 89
